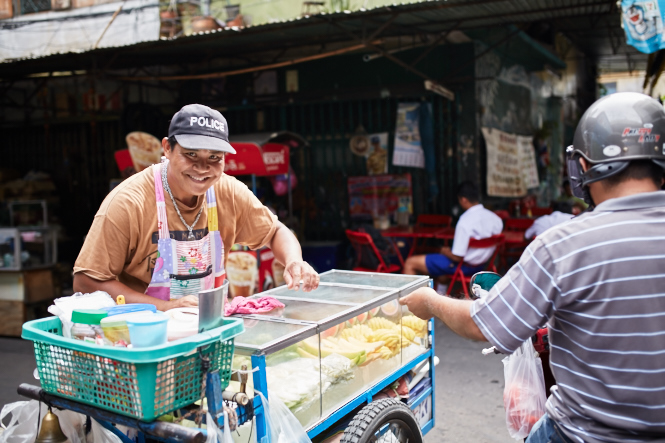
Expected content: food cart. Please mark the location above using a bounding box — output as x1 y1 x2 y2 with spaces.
17 270 436 443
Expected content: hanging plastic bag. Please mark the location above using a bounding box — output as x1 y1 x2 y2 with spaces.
88 419 122 443
257 392 311 443
204 411 233 443
502 339 547 439
1 400 86 443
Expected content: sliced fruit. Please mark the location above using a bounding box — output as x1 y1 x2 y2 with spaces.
303 336 365 359
381 299 400 317
355 312 369 324
369 307 380 318
321 324 339 339
296 347 318 359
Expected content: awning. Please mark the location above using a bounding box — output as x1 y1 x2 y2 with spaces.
0 0 643 79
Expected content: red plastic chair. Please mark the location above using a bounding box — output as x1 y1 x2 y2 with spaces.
346 229 402 273
504 218 535 231
446 234 504 299
411 214 453 255
500 218 535 272
494 210 510 221
523 206 553 217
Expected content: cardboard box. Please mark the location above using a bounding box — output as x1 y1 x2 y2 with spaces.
0 301 24 337
0 0 13 19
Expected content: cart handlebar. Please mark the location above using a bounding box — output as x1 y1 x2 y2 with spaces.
17 384 206 443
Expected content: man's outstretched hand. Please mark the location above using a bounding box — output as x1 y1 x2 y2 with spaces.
399 287 437 320
283 260 320 292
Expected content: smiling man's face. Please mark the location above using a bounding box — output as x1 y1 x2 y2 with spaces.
163 140 225 204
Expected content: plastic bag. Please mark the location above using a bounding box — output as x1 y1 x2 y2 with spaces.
89 419 122 443
1 400 86 443
49 291 116 338
502 339 547 439
204 411 233 443
257 392 311 443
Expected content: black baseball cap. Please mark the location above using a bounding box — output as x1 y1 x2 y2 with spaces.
168 104 236 154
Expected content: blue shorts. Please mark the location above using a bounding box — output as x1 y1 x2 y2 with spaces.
425 254 486 277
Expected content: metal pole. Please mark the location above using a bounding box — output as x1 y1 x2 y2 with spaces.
287 169 293 223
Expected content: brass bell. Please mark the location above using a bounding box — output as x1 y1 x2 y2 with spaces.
35 409 68 443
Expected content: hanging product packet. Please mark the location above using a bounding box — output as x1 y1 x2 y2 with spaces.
502 339 547 439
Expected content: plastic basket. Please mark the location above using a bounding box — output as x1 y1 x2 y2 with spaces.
22 316 244 421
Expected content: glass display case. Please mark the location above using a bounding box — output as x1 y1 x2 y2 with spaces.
0 226 58 271
230 270 431 432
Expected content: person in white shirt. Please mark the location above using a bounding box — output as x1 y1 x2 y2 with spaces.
524 202 575 239
403 181 503 277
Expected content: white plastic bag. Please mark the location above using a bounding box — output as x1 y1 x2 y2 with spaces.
257 392 311 443
502 339 547 439
88 419 122 443
204 411 233 443
1 400 86 443
50 291 116 338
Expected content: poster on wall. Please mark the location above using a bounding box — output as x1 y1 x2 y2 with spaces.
482 127 539 197
621 0 665 54
348 174 412 219
367 133 389 175
518 135 539 190
393 103 425 168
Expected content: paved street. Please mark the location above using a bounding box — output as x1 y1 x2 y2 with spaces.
0 319 514 442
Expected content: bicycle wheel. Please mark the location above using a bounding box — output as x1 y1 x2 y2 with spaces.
341 398 423 443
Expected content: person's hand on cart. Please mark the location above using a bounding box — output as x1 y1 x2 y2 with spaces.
398 287 437 319
283 259 320 292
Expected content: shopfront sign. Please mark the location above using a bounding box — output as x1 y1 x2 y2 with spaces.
348 174 412 219
482 127 538 197
225 142 289 176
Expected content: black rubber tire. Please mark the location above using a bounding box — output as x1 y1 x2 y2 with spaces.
340 398 423 443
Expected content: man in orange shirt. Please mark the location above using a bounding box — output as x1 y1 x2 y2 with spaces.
74 104 318 310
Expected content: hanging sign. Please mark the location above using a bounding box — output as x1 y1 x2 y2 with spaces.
482 127 539 197
518 135 539 190
392 103 425 168
225 142 289 176
621 0 665 54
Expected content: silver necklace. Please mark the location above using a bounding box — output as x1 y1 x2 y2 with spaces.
161 159 204 240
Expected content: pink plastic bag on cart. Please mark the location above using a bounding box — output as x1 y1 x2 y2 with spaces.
502 340 547 439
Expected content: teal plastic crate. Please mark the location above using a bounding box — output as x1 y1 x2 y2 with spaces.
22 316 244 421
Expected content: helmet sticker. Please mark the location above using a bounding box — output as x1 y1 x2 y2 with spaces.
622 127 660 142
603 145 621 157
641 134 660 142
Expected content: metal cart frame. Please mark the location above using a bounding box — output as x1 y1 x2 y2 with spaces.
18 272 436 443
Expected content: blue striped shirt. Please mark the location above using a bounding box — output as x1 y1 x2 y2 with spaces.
472 191 665 443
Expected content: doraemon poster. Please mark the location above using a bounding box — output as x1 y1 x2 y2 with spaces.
621 0 665 53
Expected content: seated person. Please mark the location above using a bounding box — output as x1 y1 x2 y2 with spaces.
403 181 502 278
524 201 575 239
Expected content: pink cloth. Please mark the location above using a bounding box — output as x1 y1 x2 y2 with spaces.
225 296 285 316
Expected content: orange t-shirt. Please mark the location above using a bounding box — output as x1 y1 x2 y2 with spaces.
73 166 278 294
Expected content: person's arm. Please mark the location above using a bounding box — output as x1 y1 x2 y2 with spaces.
399 287 486 341
269 221 320 292
73 273 197 311
439 246 464 262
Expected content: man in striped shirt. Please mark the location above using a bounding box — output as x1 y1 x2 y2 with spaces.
400 93 665 443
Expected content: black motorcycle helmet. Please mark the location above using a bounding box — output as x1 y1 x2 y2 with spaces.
567 92 665 204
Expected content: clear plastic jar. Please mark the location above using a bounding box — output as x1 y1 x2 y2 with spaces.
70 309 108 343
